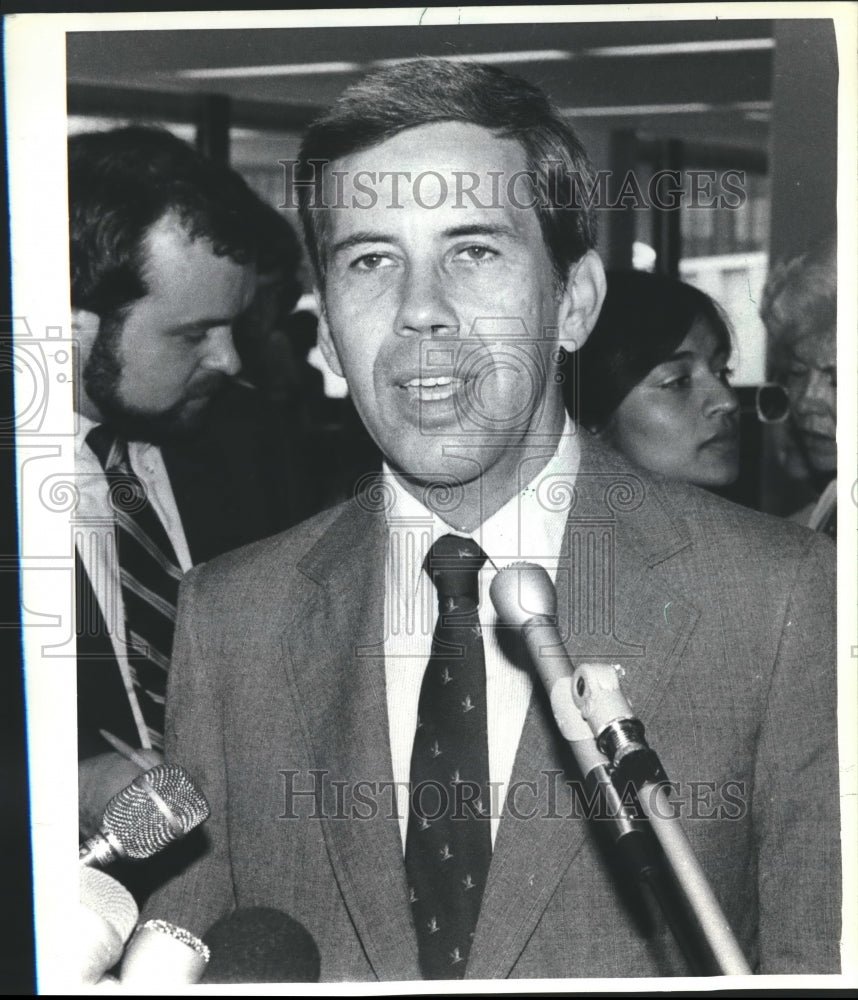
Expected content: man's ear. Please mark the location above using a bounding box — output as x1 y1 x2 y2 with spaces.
71 309 103 420
314 293 345 379
556 250 606 354
71 308 101 347
588 419 614 442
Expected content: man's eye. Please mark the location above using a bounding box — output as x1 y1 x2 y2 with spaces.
456 245 497 263
717 366 734 385
352 253 391 271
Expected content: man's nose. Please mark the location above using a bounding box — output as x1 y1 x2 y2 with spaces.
201 326 242 377
703 376 739 418
395 266 459 337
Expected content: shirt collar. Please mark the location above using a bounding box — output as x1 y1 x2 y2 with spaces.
75 411 160 465
75 411 98 458
384 415 580 586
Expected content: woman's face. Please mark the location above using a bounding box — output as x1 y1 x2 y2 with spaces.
780 326 837 476
604 317 740 487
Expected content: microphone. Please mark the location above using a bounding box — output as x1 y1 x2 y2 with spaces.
489 563 644 847
491 563 751 975
79 763 210 868
201 908 321 983
78 867 138 984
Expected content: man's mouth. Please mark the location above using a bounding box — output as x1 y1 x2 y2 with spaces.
185 375 227 402
400 375 467 402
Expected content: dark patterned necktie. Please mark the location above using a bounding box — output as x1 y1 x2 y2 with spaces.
86 425 183 749
405 534 492 980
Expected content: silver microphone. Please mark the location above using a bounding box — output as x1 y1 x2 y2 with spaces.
490 563 641 842
491 563 751 975
79 763 210 868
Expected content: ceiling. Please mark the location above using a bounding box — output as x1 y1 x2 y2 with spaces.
66 17 775 159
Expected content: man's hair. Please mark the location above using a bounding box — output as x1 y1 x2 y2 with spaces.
252 198 304 315
296 58 597 286
574 270 734 430
69 125 261 319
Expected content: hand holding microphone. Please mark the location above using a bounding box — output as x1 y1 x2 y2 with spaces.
78 762 324 984
78 763 211 984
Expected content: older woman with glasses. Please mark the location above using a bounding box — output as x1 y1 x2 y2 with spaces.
759 236 837 538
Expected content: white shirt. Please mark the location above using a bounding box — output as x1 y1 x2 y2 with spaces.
383 418 580 848
74 413 193 749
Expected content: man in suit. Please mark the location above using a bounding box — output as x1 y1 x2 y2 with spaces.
71 127 309 836
137 61 839 979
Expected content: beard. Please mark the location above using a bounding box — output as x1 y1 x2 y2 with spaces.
82 313 225 444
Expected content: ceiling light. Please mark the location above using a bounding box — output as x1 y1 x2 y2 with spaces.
561 99 772 117
373 50 571 67
579 39 774 57
177 61 363 79
176 49 574 81
561 103 713 117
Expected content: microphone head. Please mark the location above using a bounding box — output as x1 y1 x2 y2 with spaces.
201 907 321 983
101 764 210 861
489 562 557 627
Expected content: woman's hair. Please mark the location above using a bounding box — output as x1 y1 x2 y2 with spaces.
573 270 733 430
760 234 836 377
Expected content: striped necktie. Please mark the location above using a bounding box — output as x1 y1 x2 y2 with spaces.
86 425 183 749
404 534 492 979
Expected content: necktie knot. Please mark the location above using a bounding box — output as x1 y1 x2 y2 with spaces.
424 535 487 607
86 425 129 474
87 426 148 514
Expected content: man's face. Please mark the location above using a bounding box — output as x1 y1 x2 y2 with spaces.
79 213 256 441
780 328 837 475
316 121 597 521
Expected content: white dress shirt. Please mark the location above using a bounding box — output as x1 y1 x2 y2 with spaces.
74 413 193 749
384 417 580 848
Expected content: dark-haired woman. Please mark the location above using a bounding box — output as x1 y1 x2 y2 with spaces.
572 270 740 488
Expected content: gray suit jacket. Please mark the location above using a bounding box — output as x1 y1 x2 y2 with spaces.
145 436 840 980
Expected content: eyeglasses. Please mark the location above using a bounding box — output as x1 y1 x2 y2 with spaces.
755 383 791 424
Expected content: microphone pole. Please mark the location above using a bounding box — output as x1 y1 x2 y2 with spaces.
571 660 751 975
490 563 751 976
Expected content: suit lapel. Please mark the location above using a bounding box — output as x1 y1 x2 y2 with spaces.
281 500 421 980
281 442 702 980
468 437 700 979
